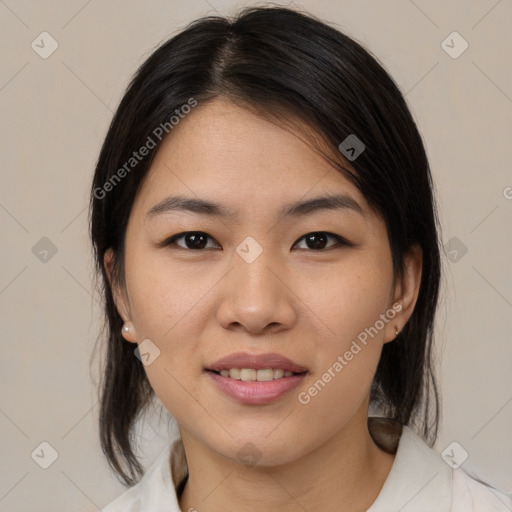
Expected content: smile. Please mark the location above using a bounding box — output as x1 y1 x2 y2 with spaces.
216 368 296 381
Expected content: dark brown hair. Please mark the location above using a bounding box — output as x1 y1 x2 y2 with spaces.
89 5 442 486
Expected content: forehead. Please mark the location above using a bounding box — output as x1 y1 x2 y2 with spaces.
135 98 371 221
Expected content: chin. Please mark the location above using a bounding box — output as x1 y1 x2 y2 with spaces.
205 431 308 468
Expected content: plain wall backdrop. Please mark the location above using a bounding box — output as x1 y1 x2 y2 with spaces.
0 0 511 510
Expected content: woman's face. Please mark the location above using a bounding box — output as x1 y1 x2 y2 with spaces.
107 97 421 466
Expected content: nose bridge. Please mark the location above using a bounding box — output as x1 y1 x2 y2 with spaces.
232 241 282 305
216 240 295 333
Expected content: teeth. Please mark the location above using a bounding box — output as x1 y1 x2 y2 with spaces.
229 368 241 380
240 369 257 381
217 368 298 381
256 369 274 381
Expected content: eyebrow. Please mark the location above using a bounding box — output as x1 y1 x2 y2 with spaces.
146 193 366 220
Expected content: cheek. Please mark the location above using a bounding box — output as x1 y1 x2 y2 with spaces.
296 254 393 350
292 254 392 410
125 247 212 342
123 248 220 411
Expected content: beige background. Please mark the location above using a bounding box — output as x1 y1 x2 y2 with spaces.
1 0 511 510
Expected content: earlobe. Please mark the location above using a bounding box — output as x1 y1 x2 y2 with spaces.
382 303 402 344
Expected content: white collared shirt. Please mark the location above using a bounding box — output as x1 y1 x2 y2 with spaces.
102 420 512 511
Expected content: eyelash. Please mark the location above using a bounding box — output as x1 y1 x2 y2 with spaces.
159 231 353 251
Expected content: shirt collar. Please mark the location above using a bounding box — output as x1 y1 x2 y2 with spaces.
137 438 182 511
367 420 452 511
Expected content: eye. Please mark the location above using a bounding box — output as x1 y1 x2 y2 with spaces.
293 232 350 250
159 230 351 251
161 231 221 250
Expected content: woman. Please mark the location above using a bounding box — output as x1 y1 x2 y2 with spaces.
89 6 511 511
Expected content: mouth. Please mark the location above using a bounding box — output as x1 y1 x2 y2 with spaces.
205 352 308 405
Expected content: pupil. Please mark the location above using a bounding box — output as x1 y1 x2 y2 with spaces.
306 233 327 249
187 232 207 249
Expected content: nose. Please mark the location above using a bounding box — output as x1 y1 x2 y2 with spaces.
215 249 297 336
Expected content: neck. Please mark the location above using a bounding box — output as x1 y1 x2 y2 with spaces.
177 410 395 512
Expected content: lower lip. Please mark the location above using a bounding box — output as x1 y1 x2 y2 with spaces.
206 371 307 405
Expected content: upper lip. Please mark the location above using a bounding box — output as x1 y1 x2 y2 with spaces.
207 352 308 373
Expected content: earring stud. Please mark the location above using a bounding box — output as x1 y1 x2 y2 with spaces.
122 325 131 334
395 326 400 336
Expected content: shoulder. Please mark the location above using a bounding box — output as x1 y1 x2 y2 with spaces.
367 419 511 512
451 468 512 512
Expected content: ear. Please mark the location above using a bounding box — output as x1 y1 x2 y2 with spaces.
383 243 423 343
104 248 137 343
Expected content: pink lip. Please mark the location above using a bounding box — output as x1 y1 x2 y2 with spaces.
205 352 308 405
206 371 307 405
207 352 308 373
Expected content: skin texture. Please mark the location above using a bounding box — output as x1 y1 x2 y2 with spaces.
105 97 423 511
